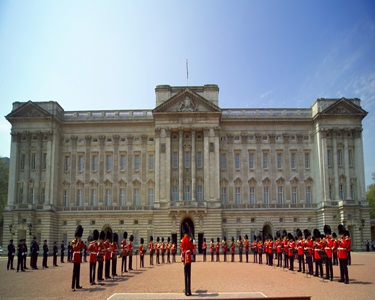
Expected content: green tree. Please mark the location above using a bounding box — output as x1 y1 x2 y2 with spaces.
0 158 9 225
367 173 375 218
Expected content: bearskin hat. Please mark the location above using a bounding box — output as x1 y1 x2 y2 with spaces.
99 230 105 240
287 233 294 241
217 237 220 243
313 229 321 239
211 238 214 243
140 237 144 244
162 237 164 242
238 235 242 240
150 236 153 242
123 231 128 239
324 225 332 235
332 232 337 238
93 229 99 241
245 234 248 240
282 230 287 238
168 237 170 242
276 231 281 238
296 228 302 238
253 235 257 241
156 236 160 242
129 234 134 242
75 225 83 238
203 238 206 242
182 222 189 235
338 224 345 235
268 234 273 240
106 231 112 241
303 229 311 239
256 235 261 242
345 230 350 237
231 236 234 242
223 236 227 242
113 233 118 243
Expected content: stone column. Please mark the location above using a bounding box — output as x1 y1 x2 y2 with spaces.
203 127 210 201
34 132 42 204
8 132 20 205
191 128 196 201
179 127 184 201
44 132 53 205
113 135 120 204
84 135 92 205
24 132 31 204
255 134 262 204
214 128 221 201
165 128 171 201
332 130 339 200
71 135 78 205
343 131 351 199
154 128 161 203
319 130 329 201
141 134 148 205
354 128 365 200
127 135 134 205
99 135 106 205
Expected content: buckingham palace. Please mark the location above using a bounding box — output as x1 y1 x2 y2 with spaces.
2 84 371 251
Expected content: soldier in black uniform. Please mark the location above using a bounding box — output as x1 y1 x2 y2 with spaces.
17 239 25 272
30 236 39 269
61 241 65 263
23 240 28 270
149 235 154 266
42 240 49 268
67 242 72 262
53 242 58 266
7 239 15 270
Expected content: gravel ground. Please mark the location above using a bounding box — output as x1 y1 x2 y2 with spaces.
0 252 374 300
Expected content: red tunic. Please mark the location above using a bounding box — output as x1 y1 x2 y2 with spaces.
88 240 98 263
257 241 263 254
104 241 111 260
338 238 349 259
297 238 304 255
231 242 235 254
245 240 249 253
121 239 128 256
210 243 214 253
128 242 133 256
181 235 192 265
71 239 85 263
139 244 144 257
288 240 296 257
314 240 323 259
111 242 118 260
304 238 313 256
222 242 227 253
324 237 333 258
148 241 154 253
97 242 105 262
215 242 220 253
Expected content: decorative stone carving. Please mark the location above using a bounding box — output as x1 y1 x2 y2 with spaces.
178 96 198 112
161 143 166 153
269 134 276 143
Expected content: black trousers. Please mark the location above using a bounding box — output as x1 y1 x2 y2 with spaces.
61 251 64 263
339 258 349 282
306 256 313 275
97 261 104 281
129 256 133 270
223 252 227 262
105 259 110 278
268 253 273 266
211 252 214 262
283 253 289 268
253 251 257 263
167 252 171 263
315 258 323 277
17 256 24 271
43 254 48 267
90 262 96 283
112 259 117 276
239 252 243 262
277 253 282 267
156 253 160 264
325 257 333 280
245 252 249 263
203 251 206 262
23 255 27 269
162 252 165 263
184 263 191 295
150 253 154 265
71 262 81 289
258 253 262 264
333 252 338 265
122 256 128 272
172 253 176 262
53 254 57 266
216 252 219 262
289 255 294 271
140 256 144 268
347 251 351 265
231 253 234 262
7 256 14 269
298 254 305 272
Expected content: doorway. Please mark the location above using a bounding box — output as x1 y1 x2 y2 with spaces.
180 217 195 241
262 224 273 241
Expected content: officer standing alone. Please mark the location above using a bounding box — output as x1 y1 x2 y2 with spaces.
181 222 193 296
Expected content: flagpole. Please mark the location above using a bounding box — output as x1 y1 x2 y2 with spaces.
186 59 188 86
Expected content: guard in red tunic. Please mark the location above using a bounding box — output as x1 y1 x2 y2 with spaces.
252 235 257 263
296 229 305 273
304 229 313 275
282 230 289 269
324 225 334 281
172 240 177 263
222 237 227 262
97 231 105 282
276 231 282 267
237 236 243 262
337 225 349 284
148 236 154 265
155 237 160 264
111 233 118 277
104 231 112 279
139 238 145 268
332 232 338 265
313 229 324 278
128 235 134 270
167 237 171 263
257 235 263 264
202 238 207 262
161 237 165 264
88 229 99 285
215 237 220 262
244 235 249 263
71 225 85 291
287 233 295 271
346 231 352 266
181 222 193 296
267 235 273 267
121 231 128 273
230 237 235 262
210 239 214 262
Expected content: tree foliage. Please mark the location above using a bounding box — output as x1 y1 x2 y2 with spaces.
0 158 9 224
367 173 375 218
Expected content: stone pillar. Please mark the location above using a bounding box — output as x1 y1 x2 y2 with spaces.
71 135 78 205
113 135 120 204
165 128 171 201
84 135 92 205
141 134 148 205
154 128 161 203
332 130 339 200
344 131 351 199
203 127 210 201
179 127 183 201
24 132 31 204
319 130 329 201
99 135 106 204
354 128 365 200
34 132 42 204
214 128 221 201
8 132 20 205
127 135 134 205
191 128 196 201
44 132 53 205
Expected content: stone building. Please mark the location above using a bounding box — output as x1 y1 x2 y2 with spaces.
2 84 371 252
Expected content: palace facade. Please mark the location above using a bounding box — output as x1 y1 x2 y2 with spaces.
3 84 371 251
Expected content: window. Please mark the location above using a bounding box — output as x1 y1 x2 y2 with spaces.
64 156 70 172
339 184 344 200
184 186 191 201
338 150 343 167
263 152 268 169
290 152 296 169
249 187 255 204
172 186 178 201
106 155 112 171
42 153 47 170
31 153 36 170
277 153 282 169
149 154 154 171
327 149 332 166
350 184 356 199
78 155 84 172
134 154 140 171
172 152 178 169
119 188 125 206
30 188 35 204
277 186 283 204
41 188 45 203
220 153 226 170
91 189 97 206
348 149 353 166
249 153 254 169
304 152 310 169
63 190 69 206
148 188 154 205
120 154 126 171
263 187 269 204
105 188 111 206
184 151 190 168
235 153 240 170
77 189 83 206
329 184 333 200
21 153 25 170
197 151 203 169
306 186 312 204
292 186 298 204
235 187 241 204
92 155 98 171
134 188 139 206
197 186 203 201
221 187 227 204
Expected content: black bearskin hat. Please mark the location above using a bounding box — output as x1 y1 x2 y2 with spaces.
303 229 311 239
150 236 154 242
332 232 337 238
287 233 294 241
253 235 257 241
245 234 248 240
217 237 220 243
182 222 189 235
93 229 99 240
296 228 302 238
345 230 350 237
113 233 118 243
203 238 206 242
99 231 105 240
276 231 281 238
123 231 128 239
223 236 226 242
168 237 170 242
313 229 321 239
75 225 83 238
268 234 273 240
256 235 261 242
129 235 134 242
156 236 160 242
106 231 112 241
162 237 164 242
140 237 144 244
211 238 214 243
324 225 332 235
238 235 242 240
338 224 345 235
282 230 287 238
231 236 234 242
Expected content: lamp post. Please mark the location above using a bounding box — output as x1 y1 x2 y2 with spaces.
9 223 15 235
28 223 33 236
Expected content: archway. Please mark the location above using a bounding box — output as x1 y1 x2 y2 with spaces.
102 225 113 241
180 217 195 241
262 224 273 241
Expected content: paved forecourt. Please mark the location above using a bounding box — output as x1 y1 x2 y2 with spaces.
0 252 374 300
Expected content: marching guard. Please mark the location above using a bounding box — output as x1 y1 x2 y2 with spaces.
332 232 339 265
148 236 154 266
276 232 282 267
156 237 160 264
210 238 214 262
172 239 177 263
167 237 171 263
104 231 112 279
324 225 334 281
42 239 49 269
97 231 105 282
112 233 118 277
139 238 145 268
71 225 85 291
230 237 235 262
53 242 58 267
338 225 349 284
7 239 15 270
304 229 313 275
215 237 220 262
222 237 227 262
88 229 99 285
128 235 134 270
17 239 25 272
244 235 249 263
282 231 289 269
296 229 305 273
121 231 128 273
237 236 243 262
313 229 324 278
202 238 207 262
161 237 165 264
287 233 295 271
30 236 39 269
257 235 263 264
181 222 193 296
252 235 257 263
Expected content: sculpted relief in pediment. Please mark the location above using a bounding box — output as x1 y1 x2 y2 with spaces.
177 96 198 112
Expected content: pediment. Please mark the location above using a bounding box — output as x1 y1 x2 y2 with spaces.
6 101 52 120
153 88 221 113
321 98 367 116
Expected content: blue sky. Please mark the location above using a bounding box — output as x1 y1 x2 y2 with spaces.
0 0 374 186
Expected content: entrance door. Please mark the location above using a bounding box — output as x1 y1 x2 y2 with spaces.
172 233 177 247
262 224 273 241
198 233 204 254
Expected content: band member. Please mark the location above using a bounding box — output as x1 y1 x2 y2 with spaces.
337 225 349 284
332 232 338 265
139 238 145 268
104 231 112 279
222 237 227 262
230 237 235 262
268 234 273 266
97 231 105 282
53 242 58 266
172 239 177 263
264 236 269 265
112 233 118 277
210 239 214 262
128 235 134 270
244 235 249 263
17 239 25 272
252 235 257 263
276 231 282 267
303 229 313 275
181 222 193 296
42 239 49 269
323 225 334 281
30 236 39 269
88 229 99 285
71 225 85 291
7 239 15 270
121 231 128 273
296 229 305 273
313 229 324 278
215 237 220 262
287 233 295 271
282 230 289 269
148 236 154 265
161 237 165 264
202 238 207 262
61 241 65 263
237 236 243 262
167 237 171 263
257 235 263 264
156 237 160 264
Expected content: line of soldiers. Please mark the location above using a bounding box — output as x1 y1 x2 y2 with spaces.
206 235 250 263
